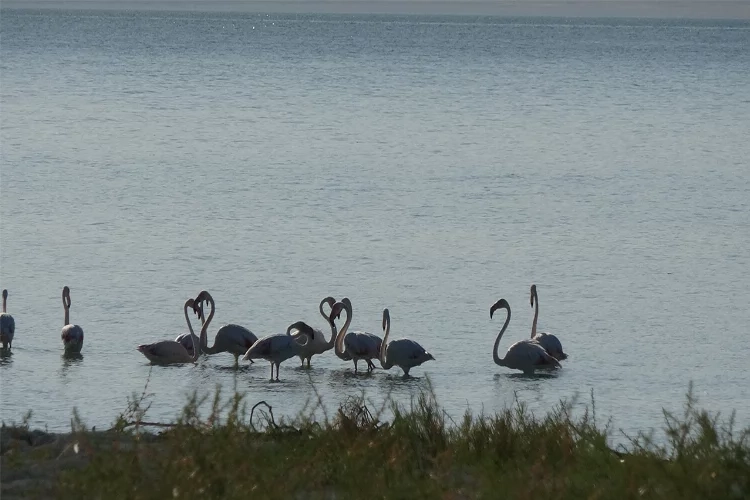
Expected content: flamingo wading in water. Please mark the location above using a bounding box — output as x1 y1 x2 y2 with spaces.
137 298 203 365
330 298 382 373
490 298 560 374
191 290 258 368
175 299 205 358
378 308 434 377
1 289 15 351
241 322 309 382
530 284 567 361
288 296 337 368
61 286 84 354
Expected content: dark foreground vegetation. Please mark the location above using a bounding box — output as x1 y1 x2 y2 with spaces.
2 379 748 499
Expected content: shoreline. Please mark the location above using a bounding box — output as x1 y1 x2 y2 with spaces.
2 0 750 20
3 386 748 498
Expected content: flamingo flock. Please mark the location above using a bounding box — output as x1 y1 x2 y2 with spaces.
0 284 569 379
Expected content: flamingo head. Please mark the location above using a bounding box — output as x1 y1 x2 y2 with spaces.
490 299 510 319
287 321 314 339
330 302 344 320
382 308 390 330
2 289 7 300
530 284 537 307
193 290 213 316
62 286 72 308
185 298 202 320
321 296 336 324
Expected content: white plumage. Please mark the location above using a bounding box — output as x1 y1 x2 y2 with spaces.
1 289 15 351
61 286 84 354
330 298 382 373
289 296 337 368
175 299 204 357
137 298 203 365
188 290 258 367
378 308 434 377
241 330 308 382
490 298 560 374
530 284 568 361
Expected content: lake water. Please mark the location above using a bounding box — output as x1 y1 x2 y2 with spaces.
1 8 749 442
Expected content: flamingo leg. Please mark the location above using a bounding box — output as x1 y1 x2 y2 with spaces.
274 362 281 382
269 362 274 381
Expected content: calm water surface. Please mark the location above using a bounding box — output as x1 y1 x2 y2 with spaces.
1 9 749 441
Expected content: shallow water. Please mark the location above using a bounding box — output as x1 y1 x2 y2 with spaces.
1 9 749 440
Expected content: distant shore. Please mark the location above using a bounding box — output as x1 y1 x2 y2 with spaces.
2 0 750 20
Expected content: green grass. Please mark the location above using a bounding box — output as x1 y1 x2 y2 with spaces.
3 379 749 500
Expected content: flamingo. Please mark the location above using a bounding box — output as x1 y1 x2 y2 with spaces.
241 326 309 382
490 298 560 374
330 298 382 373
137 298 203 365
378 308 434 377
175 300 204 358
61 286 84 354
288 296 337 368
1 289 15 351
530 284 568 361
190 290 258 368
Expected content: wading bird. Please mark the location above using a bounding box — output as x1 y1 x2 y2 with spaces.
191 290 258 368
378 308 434 377
491 298 560 374
530 284 567 361
61 286 84 354
241 325 309 382
288 296 337 368
0 289 15 351
175 299 204 357
137 298 203 365
330 298 382 373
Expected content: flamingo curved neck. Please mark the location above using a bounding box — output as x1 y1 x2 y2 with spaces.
2 294 6 313
63 292 70 326
184 301 196 338
531 289 539 339
287 322 312 347
379 313 392 369
199 297 221 354
334 304 352 358
197 298 215 362
183 300 199 358
319 301 337 349
493 308 511 367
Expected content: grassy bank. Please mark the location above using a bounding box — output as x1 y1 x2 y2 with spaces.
2 380 748 499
